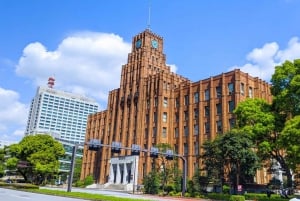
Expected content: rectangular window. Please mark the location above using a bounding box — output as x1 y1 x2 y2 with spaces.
205 122 210 134
216 103 222 115
152 127 156 137
145 114 149 123
194 124 199 135
154 97 158 106
229 118 235 129
249 87 253 98
184 111 189 121
184 126 189 136
194 141 199 155
154 112 157 122
228 83 234 95
241 83 245 95
205 106 210 117
194 92 199 103
175 112 179 122
228 101 234 113
204 89 210 101
175 98 179 108
194 108 199 119
184 143 188 156
216 120 222 133
184 95 189 106
163 112 167 122
162 127 167 138
163 97 168 107
175 127 179 138
216 86 222 98
174 144 178 154
145 128 148 139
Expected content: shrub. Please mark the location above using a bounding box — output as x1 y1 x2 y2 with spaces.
0 182 38 189
223 184 230 194
230 195 245 201
83 175 94 186
184 192 191 197
206 193 231 201
143 171 160 194
164 184 174 194
74 180 84 187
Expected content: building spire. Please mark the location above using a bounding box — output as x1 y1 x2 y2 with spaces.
147 0 151 30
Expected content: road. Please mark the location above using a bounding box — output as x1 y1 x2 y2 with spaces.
0 188 89 201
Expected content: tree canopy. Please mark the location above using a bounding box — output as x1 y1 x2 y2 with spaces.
233 58 300 188
202 130 260 193
6 134 65 184
271 59 300 118
0 148 5 177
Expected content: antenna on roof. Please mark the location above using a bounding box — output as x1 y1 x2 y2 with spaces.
47 76 55 88
147 0 151 30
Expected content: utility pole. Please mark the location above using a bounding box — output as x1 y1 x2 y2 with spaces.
67 144 79 192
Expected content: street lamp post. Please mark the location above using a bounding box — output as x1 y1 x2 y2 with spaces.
67 144 78 192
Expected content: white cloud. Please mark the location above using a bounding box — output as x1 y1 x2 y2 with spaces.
0 87 28 141
16 31 131 108
168 64 178 73
228 37 300 82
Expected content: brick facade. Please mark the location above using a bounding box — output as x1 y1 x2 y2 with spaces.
80 29 272 185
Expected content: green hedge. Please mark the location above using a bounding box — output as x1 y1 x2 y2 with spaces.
206 193 231 200
0 182 38 189
244 193 288 201
230 195 245 201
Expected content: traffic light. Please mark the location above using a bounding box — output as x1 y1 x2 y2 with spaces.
111 141 122 153
165 149 174 160
131 144 141 155
150 147 159 158
88 139 101 151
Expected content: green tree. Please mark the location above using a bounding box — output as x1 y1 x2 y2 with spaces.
202 138 223 184
154 143 178 194
192 169 210 194
143 170 160 194
271 59 300 187
0 148 5 177
271 59 300 118
279 115 300 170
202 130 260 194
7 134 65 184
234 59 300 188
233 98 296 186
234 98 275 141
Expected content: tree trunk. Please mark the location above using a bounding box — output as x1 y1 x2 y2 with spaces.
275 154 293 187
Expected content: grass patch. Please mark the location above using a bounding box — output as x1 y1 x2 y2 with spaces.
26 188 151 201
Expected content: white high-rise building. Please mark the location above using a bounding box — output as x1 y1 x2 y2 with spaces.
25 77 99 144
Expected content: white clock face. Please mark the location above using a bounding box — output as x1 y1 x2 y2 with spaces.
151 40 158 48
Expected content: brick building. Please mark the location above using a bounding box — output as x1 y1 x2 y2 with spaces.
80 29 272 188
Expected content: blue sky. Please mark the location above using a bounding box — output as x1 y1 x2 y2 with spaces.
1 0 300 142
